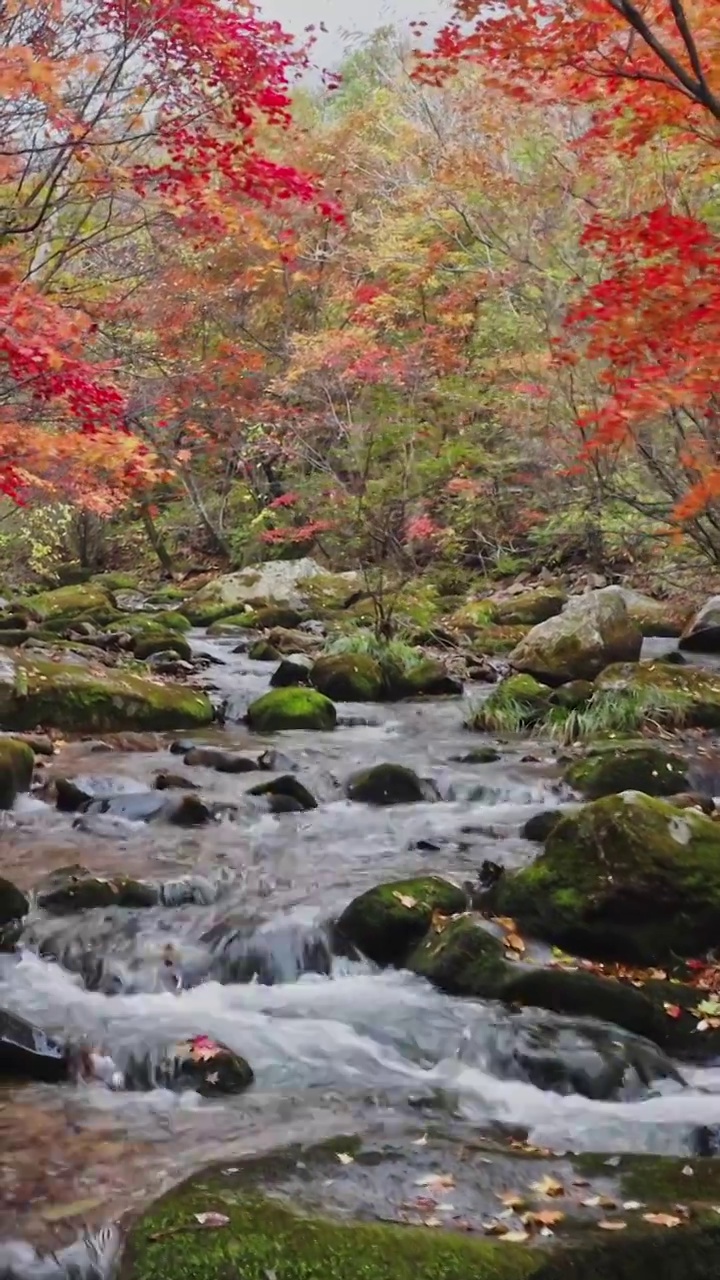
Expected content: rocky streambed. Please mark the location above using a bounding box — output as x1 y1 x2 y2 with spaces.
1 571 720 1277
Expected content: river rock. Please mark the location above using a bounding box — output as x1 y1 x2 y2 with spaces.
408 914 507 995
345 763 435 805
607 587 691 638
0 737 34 808
487 586 566 626
0 877 28 931
134 633 192 662
249 639 282 661
154 770 199 790
508 587 642 684
311 654 383 701
9 582 115 624
36 864 159 913
270 654 314 687
596 660 720 729
392 658 463 698
0 653 213 732
184 557 353 624
184 746 259 772
336 876 468 967
120 1035 253 1097
679 595 720 652
246 687 337 732
54 783 213 826
253 606 306 630
466 672 552 731
248 774 318 810
492 791 720 964
564 743 690 799
0 1008 69 1083
522 810 565 842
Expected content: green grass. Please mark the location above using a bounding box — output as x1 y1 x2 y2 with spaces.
543 686 693 745
327 628 426 676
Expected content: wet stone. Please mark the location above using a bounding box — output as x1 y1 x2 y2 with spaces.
0 1009 68 1084
247 774 318 811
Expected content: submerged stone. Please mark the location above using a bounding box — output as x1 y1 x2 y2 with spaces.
345 763 434 805
248 774 317 810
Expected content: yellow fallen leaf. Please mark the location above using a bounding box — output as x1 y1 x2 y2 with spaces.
523 1210 565 1227
504 932 526 954
494 917 519 932
642 1213 682 1228
500 1230 530 1243
415 1173 455 1190
336 1152 354 1165
497 1192 526 1210
598 1220 627 1231
530 1175 565 1198
393 892 418 909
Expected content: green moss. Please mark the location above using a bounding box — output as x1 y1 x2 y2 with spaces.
206 612 257 635
124 1187 535 1280
564 745 689 799
10 583 113 621
0 737 34 807
489 589 567 627
408 915 508 996
134 634 192 662
494 793 720 964
246 687 337 732
336 876 467 967
346 763 429 805
311 654 383 701
108 613 189 638
248 640 281 661
467 674 552 732
90 572 140 591
296 572 360 612
0 657 213 732
597 662 720 729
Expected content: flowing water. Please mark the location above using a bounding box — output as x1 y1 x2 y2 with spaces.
2 632 720 1263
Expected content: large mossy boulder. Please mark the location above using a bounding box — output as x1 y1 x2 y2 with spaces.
311 654 383 702
246 687 337 732
10 583 113 623
0 736 35 807
564 744 689 799
0 655 213 732
184 558 337 625
493 792 720 964
466 673 552 732
345 763 434 805
408 915 508 996
680 595 720 652
509 588 642 684
596 660 720 728
488 587 567 627
336 876 467 966
609 587 691 638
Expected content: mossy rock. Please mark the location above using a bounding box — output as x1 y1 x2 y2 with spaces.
10 583 113 622
36 864 159 913
408 914 508 996
596 661 720 729
90 572 140 591
0 656 213 733
40 604 121 632
311 654 383 701
248 640 282 661
0 875 28 926
467 674 552 732
549 680 595 711
122 1139 720 1280
0 629 37 648
564 745 689 799
207 611 258 635
0 737 35 807
108 612 190 639
336 876 467 966
246 687 337 732
345 763 433 805
392 658 463 698
248 775 317 811
492 792 720 964
488 588 567 627
297 572 362 611
254 606 306 630
134 634 192 662
509 589 642 684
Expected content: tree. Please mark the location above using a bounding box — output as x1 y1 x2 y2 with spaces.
421 2 720 531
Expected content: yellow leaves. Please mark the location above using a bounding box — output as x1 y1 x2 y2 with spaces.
336 1152 354 1166
642 1213 683 1228
530 1176 564 1198
523 1209 565 1228
598 1220 627 1231
392 892 418 909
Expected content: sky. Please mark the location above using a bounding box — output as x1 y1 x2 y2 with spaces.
260 0 452 67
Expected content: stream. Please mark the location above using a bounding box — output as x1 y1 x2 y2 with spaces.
2 631 720 1264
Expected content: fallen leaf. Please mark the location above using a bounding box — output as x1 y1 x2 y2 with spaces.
523 1210 565 1227
598 1196 618 1210
423 1217 441 1228
696 999 720 1017
415 1173 455 1190
393 892 417 909
605 1156 622 1168
682 1165 694 1177
504 932 526 954
642 1213 682 1228
484 1221 509 1236
598 1220 627 1231
663 1003 682 1019
622 1201 644 1211
581 1196 602 1208
412 1134 428 1146
497 1192 526 1210
336 1152 354 1166
530 1175 564 1198
500 1230 530 1243
189 1035 223 1062
493 916 519 932
194 1213 230 1228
